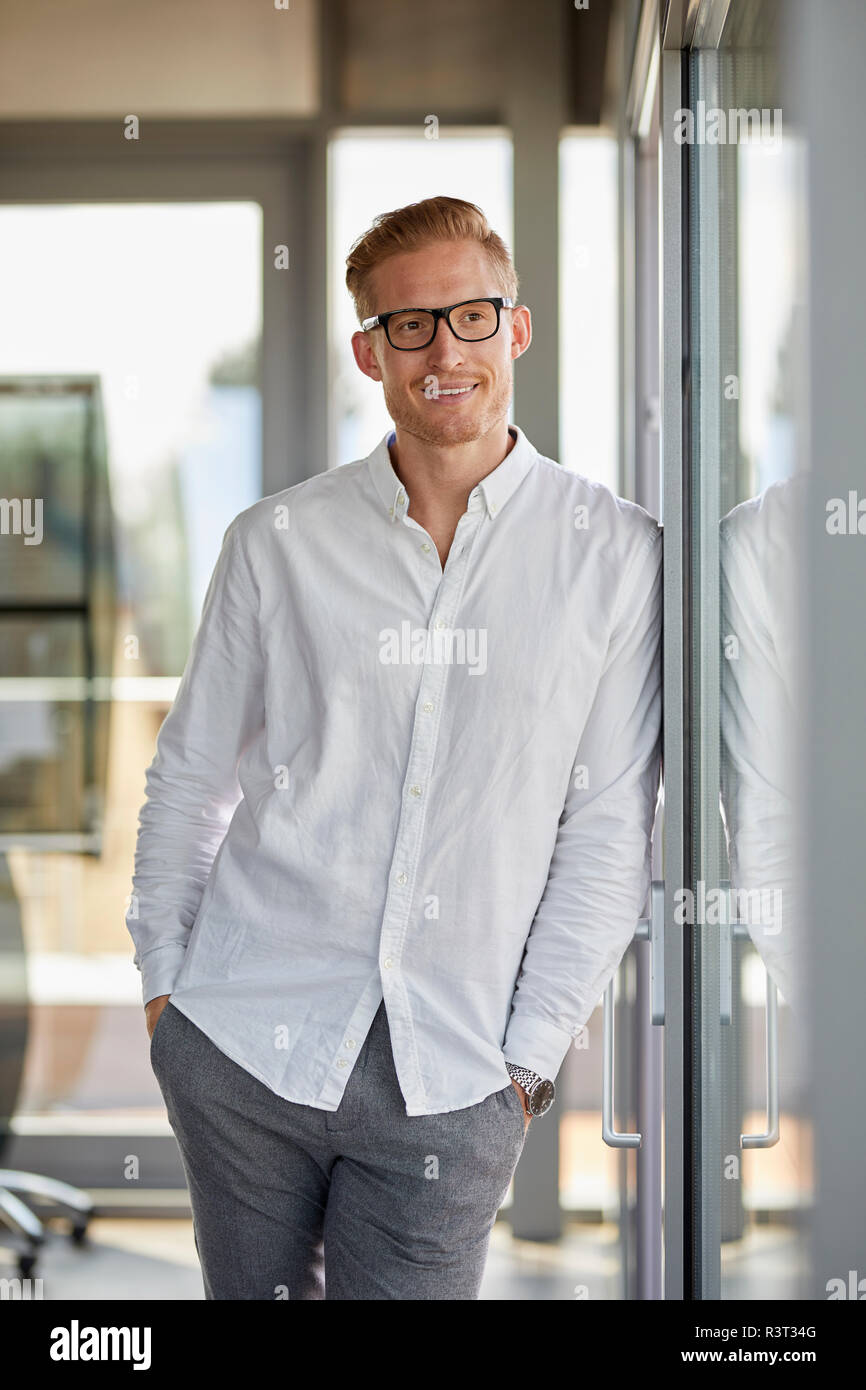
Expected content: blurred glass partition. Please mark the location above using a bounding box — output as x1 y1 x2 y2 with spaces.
0 202 261 1139
0 378 114 840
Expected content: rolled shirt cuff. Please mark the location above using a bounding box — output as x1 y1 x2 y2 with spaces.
503 1011 576 1082
139 943 188 1007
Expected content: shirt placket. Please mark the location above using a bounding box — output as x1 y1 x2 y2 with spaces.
376 489 486 1108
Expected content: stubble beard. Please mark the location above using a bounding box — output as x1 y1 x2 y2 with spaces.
382 372 514 449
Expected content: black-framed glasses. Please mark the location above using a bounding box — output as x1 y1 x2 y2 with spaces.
361 296 515 351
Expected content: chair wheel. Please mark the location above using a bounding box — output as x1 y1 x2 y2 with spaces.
18 1254 37 1278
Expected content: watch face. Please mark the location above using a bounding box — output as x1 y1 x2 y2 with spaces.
529 1079 555 1116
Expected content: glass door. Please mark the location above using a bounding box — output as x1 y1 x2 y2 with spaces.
691 10 811 1302
657 0 812 1299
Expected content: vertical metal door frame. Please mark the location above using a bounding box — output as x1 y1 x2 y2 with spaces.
659 0 736 1301
627 4 665 1300
659 42 689 1303
688 46 724 1301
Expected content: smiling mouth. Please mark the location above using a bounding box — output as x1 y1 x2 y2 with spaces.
420 383 479 400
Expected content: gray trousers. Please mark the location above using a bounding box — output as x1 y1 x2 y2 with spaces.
150 998 528 1299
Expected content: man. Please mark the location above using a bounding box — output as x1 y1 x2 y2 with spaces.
129 194 662 1300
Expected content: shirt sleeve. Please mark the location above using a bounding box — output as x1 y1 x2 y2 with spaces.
503 523 663 1080
126 517 265 1006
719 522 802 1012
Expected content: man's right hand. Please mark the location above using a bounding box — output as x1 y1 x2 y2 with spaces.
145 994 171 1040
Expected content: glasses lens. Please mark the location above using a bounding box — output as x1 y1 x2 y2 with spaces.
387 310 436 348
448 300 499 340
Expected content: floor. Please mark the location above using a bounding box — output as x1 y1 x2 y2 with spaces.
0 1212 805 1300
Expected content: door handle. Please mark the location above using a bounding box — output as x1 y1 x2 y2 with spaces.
741 964 780 1148
720 899 781 1148
602 880 664 1148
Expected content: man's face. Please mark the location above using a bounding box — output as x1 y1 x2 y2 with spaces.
351 238 531 449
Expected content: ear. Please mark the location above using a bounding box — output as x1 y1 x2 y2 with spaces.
510 304 532 360
351 329 384 382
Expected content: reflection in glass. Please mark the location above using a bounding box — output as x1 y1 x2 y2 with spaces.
689 4 812 1295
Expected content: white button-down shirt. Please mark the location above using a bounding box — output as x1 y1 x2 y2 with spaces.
128 425 662 1115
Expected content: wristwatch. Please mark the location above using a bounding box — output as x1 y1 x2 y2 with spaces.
506 1062 556 1117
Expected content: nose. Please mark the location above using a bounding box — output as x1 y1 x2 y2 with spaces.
425 313 466 369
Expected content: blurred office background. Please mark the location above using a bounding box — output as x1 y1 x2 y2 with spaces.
0 0 863 1301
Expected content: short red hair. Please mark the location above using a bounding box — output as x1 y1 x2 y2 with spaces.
345 194 519 324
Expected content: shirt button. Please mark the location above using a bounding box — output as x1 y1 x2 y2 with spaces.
383 957 394 969
422 701 434 713
421 541 431 552
395 871 408 885
434 617 446 630
409 784 422 797
397 491 406 505
345 1038 355 1049
336 1058 348 1068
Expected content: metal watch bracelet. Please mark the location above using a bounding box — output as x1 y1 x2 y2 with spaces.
506 1062 547 1115
506 1063 543 1093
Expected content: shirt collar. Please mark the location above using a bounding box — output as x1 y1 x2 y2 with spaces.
366 424 536 524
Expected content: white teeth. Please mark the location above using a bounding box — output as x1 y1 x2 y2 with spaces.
437 386 474 395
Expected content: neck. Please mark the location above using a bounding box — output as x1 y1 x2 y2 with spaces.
387 418 515 517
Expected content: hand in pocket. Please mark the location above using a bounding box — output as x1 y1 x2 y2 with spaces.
146 994 171 1041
